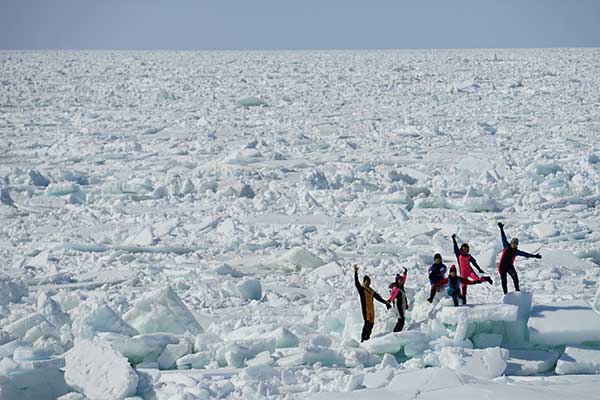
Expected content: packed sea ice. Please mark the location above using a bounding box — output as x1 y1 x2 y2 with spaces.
1 48 600 399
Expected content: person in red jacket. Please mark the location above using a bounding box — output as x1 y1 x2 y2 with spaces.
452 234 493 304
497 222 542 294
388 268 408 332
436 265 488 306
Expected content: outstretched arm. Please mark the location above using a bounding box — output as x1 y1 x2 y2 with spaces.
435 277 449 287
469 256 484 274
516 249 542 259
373 290 389 305
498 222 509 248
452 234 460 257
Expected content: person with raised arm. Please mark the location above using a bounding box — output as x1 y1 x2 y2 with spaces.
388 267 409 332
353 264 390 342
497 222 542 294
451 234 493 304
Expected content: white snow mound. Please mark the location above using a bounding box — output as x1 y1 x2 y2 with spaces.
276 248 325 271
124 286 203 335
64 340 138 400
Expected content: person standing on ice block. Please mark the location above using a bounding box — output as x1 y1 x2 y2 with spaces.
435 265 485 306
388 267 409 332
427 253 447 303
353 264 390 342
452 234 493 305
497 222 542 294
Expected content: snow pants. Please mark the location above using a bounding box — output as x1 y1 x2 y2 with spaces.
500 265 520 294
393 301 406 332
361 321 374 342
451 292 462 307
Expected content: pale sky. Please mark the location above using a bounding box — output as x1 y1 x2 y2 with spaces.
1 0 599 50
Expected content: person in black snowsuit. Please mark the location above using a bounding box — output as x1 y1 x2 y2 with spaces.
427 253 447 303
388 268 408 332
497 222 542 294
354 264 390 342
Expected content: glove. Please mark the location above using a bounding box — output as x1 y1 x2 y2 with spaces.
535 254 542 259
403 267 408 273
498 222 504 229
451 234 456 239
385 302 392 310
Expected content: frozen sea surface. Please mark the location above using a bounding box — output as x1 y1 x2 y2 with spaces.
1 49 600 399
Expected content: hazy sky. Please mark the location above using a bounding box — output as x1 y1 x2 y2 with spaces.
1 0 599 50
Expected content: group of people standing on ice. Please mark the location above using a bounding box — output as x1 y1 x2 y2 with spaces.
354 222 542 342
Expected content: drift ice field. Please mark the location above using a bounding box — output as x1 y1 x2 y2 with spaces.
1 49 600 399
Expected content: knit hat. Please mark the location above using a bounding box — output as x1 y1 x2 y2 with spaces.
449 264 457 273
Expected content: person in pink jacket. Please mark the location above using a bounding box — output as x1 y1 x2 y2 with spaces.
388 268 408 332
452 234 493 304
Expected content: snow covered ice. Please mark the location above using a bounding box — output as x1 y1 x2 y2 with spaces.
64 340 138 400
1 48 600 398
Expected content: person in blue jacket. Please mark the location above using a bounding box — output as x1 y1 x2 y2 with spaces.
427 253 447 303
435 265 485 306
497 222 542 294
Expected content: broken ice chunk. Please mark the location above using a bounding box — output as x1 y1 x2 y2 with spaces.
236 279 262 301
65 340 138 400
0 276 27 305
555 346 600 375
438 346 509 379
237 96 268 107
528 300 600 346
124 287 204 335
505 349 559 376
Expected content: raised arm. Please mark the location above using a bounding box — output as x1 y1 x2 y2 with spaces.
452 234 460 257
400 267 408 285
353 265 361 291
498 222 509 248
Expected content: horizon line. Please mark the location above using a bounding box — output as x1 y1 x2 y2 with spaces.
1 46 599 52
